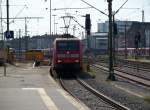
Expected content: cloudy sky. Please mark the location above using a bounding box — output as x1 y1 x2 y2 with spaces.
0 0 150 38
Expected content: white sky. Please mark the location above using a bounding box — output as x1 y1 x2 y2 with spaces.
0 0 150 38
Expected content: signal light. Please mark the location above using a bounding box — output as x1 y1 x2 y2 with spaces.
134 32 141 48
113 23 118 35
85 14 91 35
57 60 62 63
75 59 79 63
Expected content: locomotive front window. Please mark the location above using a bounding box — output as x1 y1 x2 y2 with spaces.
57 41 79 51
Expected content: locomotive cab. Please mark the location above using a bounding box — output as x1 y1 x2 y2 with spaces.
51 36 82 73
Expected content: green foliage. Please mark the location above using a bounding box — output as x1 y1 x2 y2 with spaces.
81 63 96 78
144 96 150 103
87 68 96 78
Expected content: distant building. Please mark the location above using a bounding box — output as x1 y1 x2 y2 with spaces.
1 34 59 51
97 23 108 33
83 32 108 54
98 21 150 48
126 22 150 48
98 20 133 33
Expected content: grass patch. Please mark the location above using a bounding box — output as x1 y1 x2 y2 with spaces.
144 96 150 103
82 63 96 78
87 68 96 78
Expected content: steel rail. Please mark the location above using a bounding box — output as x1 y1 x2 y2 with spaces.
96 58 150 72
117 59 150 70
56 72 129 110
77 78 130 110
117 64 150 72
59 77 79 99
59 77 118 110
92 64 150 87
95 62 150 80
114 67 150 81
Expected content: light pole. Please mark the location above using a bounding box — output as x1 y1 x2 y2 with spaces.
6 0 9 31
19 29 21 61
45 0 51 35
55 22 58 34
112 13 115 65
0 0 3 40
50 0 51 35
52 15 56 34
3 0 9 76
81 0 128 81
124 21 127 59
107 0 115 81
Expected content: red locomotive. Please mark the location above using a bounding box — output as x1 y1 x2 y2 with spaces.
50 34 82 75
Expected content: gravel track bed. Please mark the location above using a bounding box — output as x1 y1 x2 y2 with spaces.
80 67 150 110
62 78 116 110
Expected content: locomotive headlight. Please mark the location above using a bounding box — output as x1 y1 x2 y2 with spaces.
57 59 62 63
75 59 79 63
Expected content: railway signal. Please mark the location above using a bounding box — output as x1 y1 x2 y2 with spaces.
134 32 141 49
85 14 91 49
134 32 141 59
4 30 14 39
85 14 91 35
113 22 118 35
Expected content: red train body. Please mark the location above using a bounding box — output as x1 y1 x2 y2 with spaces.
51 37 82 72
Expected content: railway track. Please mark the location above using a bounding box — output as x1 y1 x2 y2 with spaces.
95 62 150 81
58 75 130 110
98 58 150 71
117 59 150 69
117 60 150 72
92 64 150 88
114 66 150 81
117 64 150 73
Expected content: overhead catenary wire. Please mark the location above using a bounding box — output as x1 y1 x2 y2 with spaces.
117 8 141 21
0 4 27 6
80 0 108 16
114 0 128 15
52 7 93 11
72 17 85 29
10 5 28 23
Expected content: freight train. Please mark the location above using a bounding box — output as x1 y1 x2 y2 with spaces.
50 34 83 76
